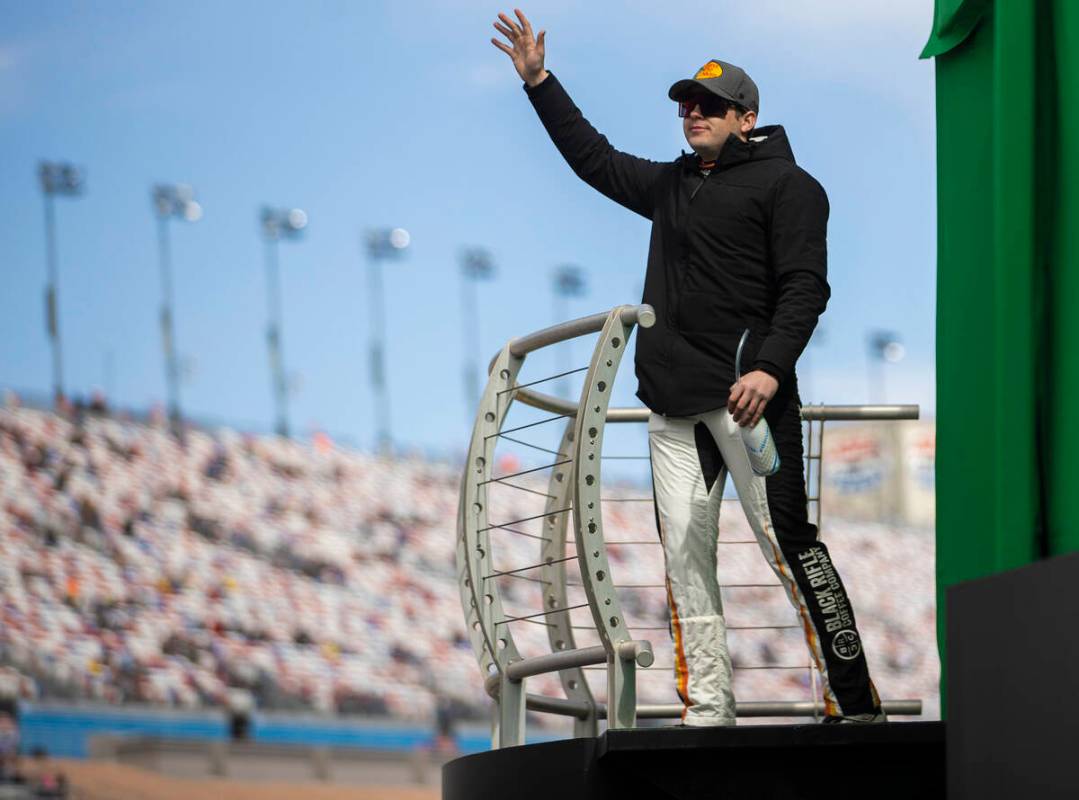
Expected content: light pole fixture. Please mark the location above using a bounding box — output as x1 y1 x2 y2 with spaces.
261 206 308 438
365 227 409 454
867 330 905 404
460 247 496 415
38 161 85 404
553 264 587 398
152 183 202 435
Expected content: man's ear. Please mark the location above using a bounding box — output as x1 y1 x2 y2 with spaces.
741 110 757 134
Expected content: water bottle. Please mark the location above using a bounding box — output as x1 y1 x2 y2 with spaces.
735 329 780 476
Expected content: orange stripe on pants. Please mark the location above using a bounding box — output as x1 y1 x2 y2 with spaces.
665 579 692 720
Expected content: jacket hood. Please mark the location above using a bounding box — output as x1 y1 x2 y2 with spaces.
682 124 795 172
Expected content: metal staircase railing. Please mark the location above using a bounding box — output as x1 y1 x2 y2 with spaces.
457 304 924 748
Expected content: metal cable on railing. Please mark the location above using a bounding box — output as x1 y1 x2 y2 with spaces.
478 508 571 533
497 365 590 395
497 436 567 457
478 461 573 487
494 479 557 499
496 604 591 626
484 554 576 580
486 413 575 439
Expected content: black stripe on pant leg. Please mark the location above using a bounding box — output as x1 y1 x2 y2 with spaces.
765 393 878 715
693 422 724 495
777 540 877 715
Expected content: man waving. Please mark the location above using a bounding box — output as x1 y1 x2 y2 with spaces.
492 9 886 726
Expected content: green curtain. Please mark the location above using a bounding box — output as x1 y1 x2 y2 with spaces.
923 0 1079 709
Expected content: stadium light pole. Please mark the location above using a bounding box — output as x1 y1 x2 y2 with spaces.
261 206 308 438
38 161 85 405
460 247 496 415
867 330 905 404
553 264 586 398
365 227 409 455
152 184 202 436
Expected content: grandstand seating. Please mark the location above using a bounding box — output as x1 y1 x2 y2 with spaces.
0 400 939 727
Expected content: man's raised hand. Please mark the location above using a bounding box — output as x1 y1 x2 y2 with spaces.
491 9 548 87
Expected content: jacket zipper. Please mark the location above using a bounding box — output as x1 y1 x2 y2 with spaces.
671 172 710 328
689 173 709 201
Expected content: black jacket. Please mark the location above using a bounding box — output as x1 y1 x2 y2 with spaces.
526 74 830 416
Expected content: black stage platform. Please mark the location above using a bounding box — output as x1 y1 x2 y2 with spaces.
443 722 944 799
948 552 1079 798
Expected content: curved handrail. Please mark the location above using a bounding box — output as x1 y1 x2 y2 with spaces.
457 346 528 716
568 307 645 729
487 306 656 421
506 305 655 358
461 304 926 748
460 304 656 748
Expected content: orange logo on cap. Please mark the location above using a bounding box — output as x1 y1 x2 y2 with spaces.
695 61 723 79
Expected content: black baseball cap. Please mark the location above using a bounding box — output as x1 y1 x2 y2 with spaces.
668 59 759 113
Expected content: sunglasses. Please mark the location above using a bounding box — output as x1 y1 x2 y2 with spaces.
677 95 739 118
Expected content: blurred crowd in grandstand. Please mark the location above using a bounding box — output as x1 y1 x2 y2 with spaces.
0 392 939 734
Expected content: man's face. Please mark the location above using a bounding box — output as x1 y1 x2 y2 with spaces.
681 94 756 159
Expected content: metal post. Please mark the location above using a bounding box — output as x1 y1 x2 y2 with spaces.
151 184 201 436
264 235 290 438
816 421 826 531
460 248 496 418
365 227 409 454
498 672 526 748
607 652 638 730
39 162 83 405
42 191 63 404
156 215 182 434
368 251 390 453
258 206 305 438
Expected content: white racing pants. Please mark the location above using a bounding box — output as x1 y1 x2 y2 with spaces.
648 398 880 726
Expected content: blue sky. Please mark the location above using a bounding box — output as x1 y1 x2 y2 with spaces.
0 0 936 463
